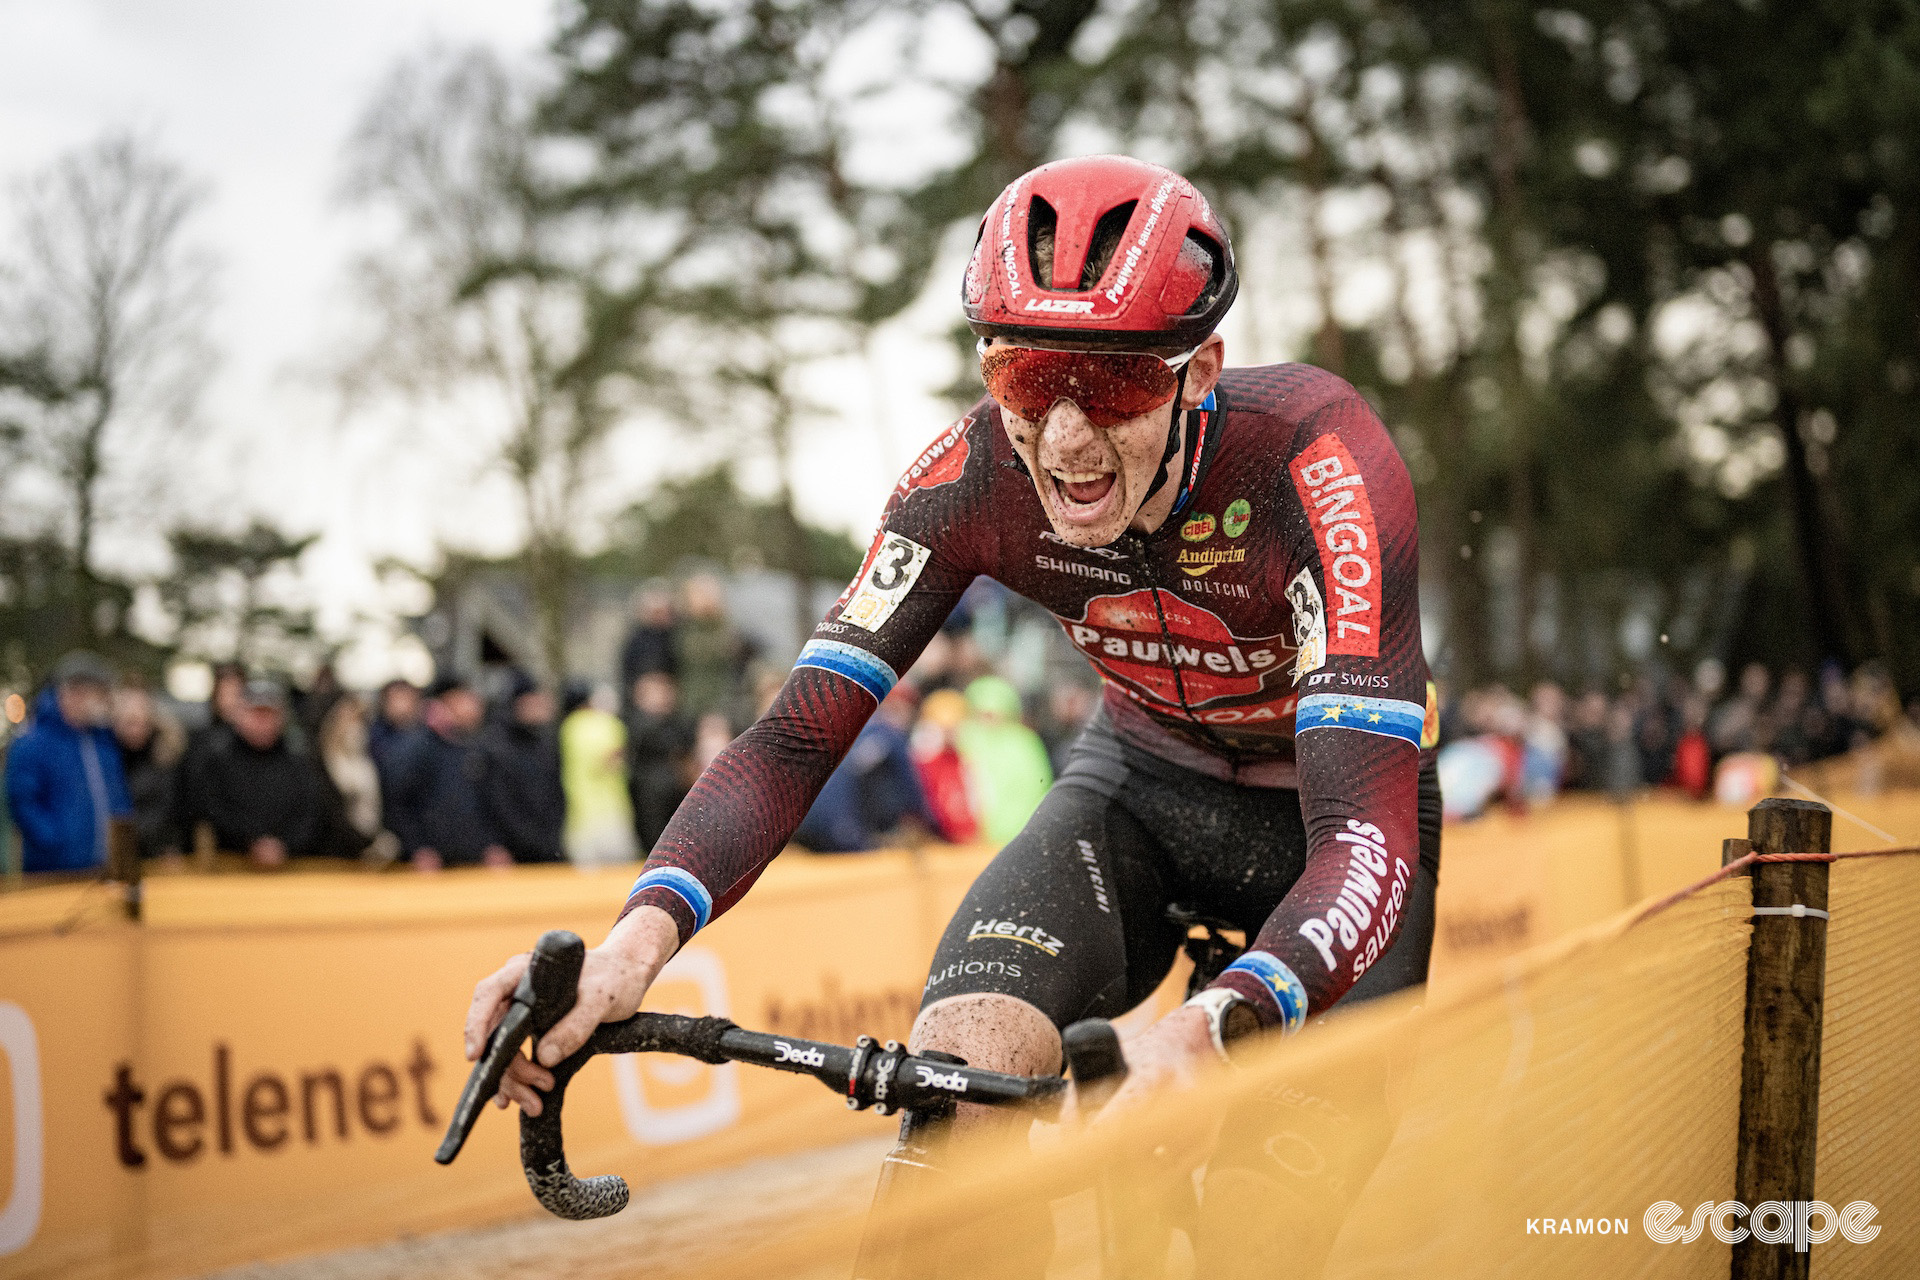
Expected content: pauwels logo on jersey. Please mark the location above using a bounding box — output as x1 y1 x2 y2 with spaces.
895 414 972 501
1289 434 1382 657
1061 589 1290 708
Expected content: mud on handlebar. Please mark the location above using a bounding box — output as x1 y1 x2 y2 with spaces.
434 931 1082 1220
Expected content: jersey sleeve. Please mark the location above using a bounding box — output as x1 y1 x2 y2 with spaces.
617 408 996 944
1210 392 1427 1029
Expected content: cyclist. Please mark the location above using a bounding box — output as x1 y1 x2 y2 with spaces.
465 153 1440 1240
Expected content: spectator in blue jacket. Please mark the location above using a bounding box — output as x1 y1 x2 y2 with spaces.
385 674 511 872
4 652 131 873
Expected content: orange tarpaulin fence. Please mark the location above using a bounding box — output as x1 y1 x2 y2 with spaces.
0 789 1915 1278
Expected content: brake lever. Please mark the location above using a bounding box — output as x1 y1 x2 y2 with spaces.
435 930 586 1166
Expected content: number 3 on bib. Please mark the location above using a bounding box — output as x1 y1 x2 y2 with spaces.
840 533 932 632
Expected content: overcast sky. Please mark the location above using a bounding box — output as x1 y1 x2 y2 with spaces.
0 0 958 683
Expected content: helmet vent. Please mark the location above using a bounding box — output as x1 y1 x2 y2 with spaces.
1082 201 1138 290
1180 231 1228 315
1026 197 1058 287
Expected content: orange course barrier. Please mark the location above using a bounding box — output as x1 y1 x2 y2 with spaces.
0 789 1914 1278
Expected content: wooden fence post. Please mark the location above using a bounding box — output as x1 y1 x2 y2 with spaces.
1731 797 1832 1280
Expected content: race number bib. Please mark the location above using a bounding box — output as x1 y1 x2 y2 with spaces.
839 532 931 632
1286 566 1326 684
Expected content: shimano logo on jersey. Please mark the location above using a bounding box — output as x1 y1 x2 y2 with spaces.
1035 554 1131 585
968 917 1066 956
914 1064 969 1094
772 1040 826 1068
1023 297 1095 313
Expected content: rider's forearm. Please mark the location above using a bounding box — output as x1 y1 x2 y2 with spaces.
615 666 873 944
1211 732 1420 1030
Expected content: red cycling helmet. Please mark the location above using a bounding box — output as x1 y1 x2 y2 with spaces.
962 155 1237 353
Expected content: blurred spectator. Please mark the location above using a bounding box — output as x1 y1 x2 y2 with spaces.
1520 683 1569 806
619 585 679 708
369 679 423 831
562 683 637 867
1563 690 1610 791
677 574 749 726
476 672 566 865
626 672 694 853
1670 691 1712 799
912 689 978 841
4 652 130 873
387 675 511 872
183 678 339 868
1708 662 1771 757
315 693 397 864
114 678 185 861
176 662 247 814
369 678 422 767
954 676 1052 845
296 661 343 739
794 684 933 852
1805 663 1858 759
1602 698 1644 797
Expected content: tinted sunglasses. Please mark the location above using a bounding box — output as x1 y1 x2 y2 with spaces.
978 340 1200 429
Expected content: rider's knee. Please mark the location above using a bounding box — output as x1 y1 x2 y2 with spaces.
910 992 1061 1077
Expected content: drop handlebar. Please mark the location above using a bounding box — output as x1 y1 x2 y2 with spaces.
435 930 1076 1220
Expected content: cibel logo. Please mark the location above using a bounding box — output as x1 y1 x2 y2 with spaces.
773 1040 826 1068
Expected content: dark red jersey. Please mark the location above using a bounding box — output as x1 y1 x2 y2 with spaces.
623 363 1435 1024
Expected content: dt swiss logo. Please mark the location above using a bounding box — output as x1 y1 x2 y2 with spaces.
1061 589 1289 707
896 414 972 500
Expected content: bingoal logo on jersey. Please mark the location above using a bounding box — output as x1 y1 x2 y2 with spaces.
1289 434 1382 658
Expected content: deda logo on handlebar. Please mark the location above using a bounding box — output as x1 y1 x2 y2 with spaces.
436 931 1129 1222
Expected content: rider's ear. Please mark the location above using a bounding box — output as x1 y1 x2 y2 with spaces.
1182 334 1226 409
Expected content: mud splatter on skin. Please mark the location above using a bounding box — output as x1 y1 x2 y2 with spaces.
911 993 1061 1136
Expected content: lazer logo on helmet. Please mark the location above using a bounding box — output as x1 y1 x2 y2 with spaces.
1061 589 1289 708
1288 434 1382 657
1023 298 1094 314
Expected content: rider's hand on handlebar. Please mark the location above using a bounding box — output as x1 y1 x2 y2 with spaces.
1086 1006 1218 1123
462 905 680 1117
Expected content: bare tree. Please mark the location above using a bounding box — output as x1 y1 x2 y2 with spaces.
0 131 216 644
338 46 650 682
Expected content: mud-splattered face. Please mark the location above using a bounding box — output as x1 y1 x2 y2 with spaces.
994 335 1224 548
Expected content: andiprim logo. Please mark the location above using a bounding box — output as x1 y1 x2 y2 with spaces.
0 1002 44 1257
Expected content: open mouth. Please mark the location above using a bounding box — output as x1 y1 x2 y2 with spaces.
1048 468 1119 523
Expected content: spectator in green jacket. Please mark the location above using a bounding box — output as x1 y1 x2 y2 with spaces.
954 676 1053 847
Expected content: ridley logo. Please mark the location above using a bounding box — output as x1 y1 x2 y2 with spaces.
1024 297 1095 313
1289 434 1382 657
896 415 972 500
772 1041 827 1069
1061 589 1289 708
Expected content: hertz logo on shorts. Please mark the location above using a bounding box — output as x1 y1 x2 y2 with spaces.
968 918 1065 957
